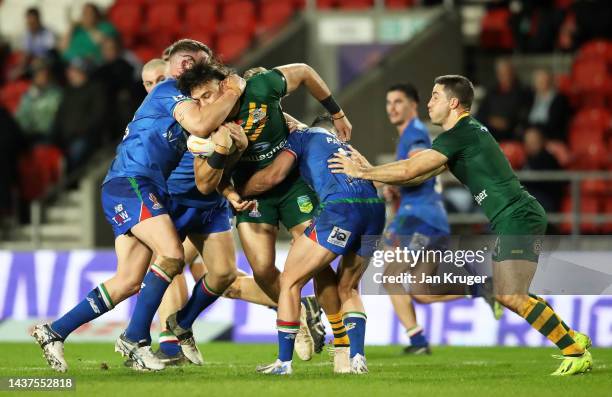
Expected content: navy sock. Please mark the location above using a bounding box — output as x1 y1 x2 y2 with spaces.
159 330 181 356
344 312 367 357
407 325 428 347
277 320 299 362
51 284 113 340
125 264 172 343
176 276 221 330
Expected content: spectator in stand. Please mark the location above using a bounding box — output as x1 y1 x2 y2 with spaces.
522 126 563 213
60 3 117 64
476 58 530 142
0 106 25 223
15 58 62 146
52 57 107 172
23 8 56 59
527 68 570 142
510 0 563 53
94 36 138 138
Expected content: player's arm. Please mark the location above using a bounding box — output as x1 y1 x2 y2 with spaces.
275 64 352 140
328 148 448 185
283 112 307 132
241 151 296 197
174 75 246 138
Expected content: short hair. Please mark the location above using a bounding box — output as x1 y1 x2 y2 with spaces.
142 58 166 73
167 39 213 60
177 61 229 94
311 114 335 131
26 7 40 18
243 67 267 80
434 75 474 110
161 45 172 61
386 83 419 103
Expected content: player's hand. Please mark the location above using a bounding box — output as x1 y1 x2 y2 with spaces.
287 119 307 133
328 152 362 178
211 125 232 152
382 185 400 203
226 191 256 212
226 122 248 152
332 112 352 142
347 145 372 168
220 74 246 96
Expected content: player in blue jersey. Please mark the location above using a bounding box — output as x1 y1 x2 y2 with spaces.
31 39 250 372
236 116 386 375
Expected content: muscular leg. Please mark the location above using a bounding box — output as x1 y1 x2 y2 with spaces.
494 259 584 356
337 252 368 358
124 214 185 343
238 222 280 302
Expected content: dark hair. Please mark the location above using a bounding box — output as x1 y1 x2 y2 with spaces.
177 61 229 94
386 83 419 103
168 39 213 60
311 114 335 130
26 7 40 18
434 75 474 110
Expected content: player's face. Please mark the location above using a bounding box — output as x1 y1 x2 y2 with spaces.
427 84 451 125
142 66 166 93
386 91 413 126
191 79 222 106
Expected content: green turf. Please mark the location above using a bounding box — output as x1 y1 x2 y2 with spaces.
0 343 610 397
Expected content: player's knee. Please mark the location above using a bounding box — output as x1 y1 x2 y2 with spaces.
223 277 242 299
213 268 237 290
156 256 185 278
280 271 305 291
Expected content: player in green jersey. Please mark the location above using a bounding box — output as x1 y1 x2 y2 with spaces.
177 61 353 358
329 74 592 376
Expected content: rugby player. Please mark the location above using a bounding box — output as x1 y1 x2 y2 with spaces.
167 61 352 361
329 75 593 376
31 39 247 372
236 115 385 375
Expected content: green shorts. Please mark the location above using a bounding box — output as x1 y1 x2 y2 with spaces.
236 173 318 230
491 195 547 262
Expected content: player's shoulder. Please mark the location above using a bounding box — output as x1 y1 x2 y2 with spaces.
246 69 286 96
151 78 182 98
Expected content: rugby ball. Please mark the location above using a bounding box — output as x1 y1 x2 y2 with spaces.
187 134 216 158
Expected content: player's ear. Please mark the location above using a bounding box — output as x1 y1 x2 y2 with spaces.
449 97 459 110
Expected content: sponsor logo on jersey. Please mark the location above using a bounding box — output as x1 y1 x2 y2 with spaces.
249 107 267 124
240 139 287 162
112 209 131 226
248 200 261 218
172 94 187 102
474 189 487 206
297 195 313 214
251 142 271 153
327 226 352 248
345 321 356 331
149 193 163 210
114 204 124 213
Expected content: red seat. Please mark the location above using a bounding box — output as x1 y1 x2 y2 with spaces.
577 40 612 64
260 0 296 32
570 108 612 132
480 8 514 50
216 31 252 63
146 2 181 31
132 46 158 63
560 195 600 234
385 0 415 9
220 0 256 34
0 80 30 114
602 197 612 233
18 145 64 202
571 59 612 105
499 141 526 170
108 3 143 46
581 179 608 196
336 0 373 9
184 1 218 34
317 0 336 9
568 137 608 170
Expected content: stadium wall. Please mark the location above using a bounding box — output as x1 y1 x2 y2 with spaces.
1 250 611 348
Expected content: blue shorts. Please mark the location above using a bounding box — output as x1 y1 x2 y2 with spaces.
101 177 169 238
304 198 385 257
170 200 231 240
384 214 449 250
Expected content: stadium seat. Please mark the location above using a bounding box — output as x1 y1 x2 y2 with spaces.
317 0 336 9
218 0 255 34
260 0 296 32
0 79 30 114
480 8 514 50
571 59 612 105
18 145 64 202
336 0 374 9
145 2 182 48
581 179 608 196
499 141 525 170
576 40 612 64
385 0 415 9
132 46 158 63
560 194 600 234
602 197 612 233
184 1 218 34
108 3 143 46
568 137 608 170
216 31 252 63
569 108 612 133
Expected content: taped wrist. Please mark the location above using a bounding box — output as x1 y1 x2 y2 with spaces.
207 151 228 169
320 95 341 115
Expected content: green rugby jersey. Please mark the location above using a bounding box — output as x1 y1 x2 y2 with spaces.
231 69 291 186
431 115 528 222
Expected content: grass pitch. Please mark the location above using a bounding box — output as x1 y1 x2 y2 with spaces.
1 342 610 397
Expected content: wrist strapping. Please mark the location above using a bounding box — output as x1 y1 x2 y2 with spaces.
320 95 341 115
207 151 228 169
